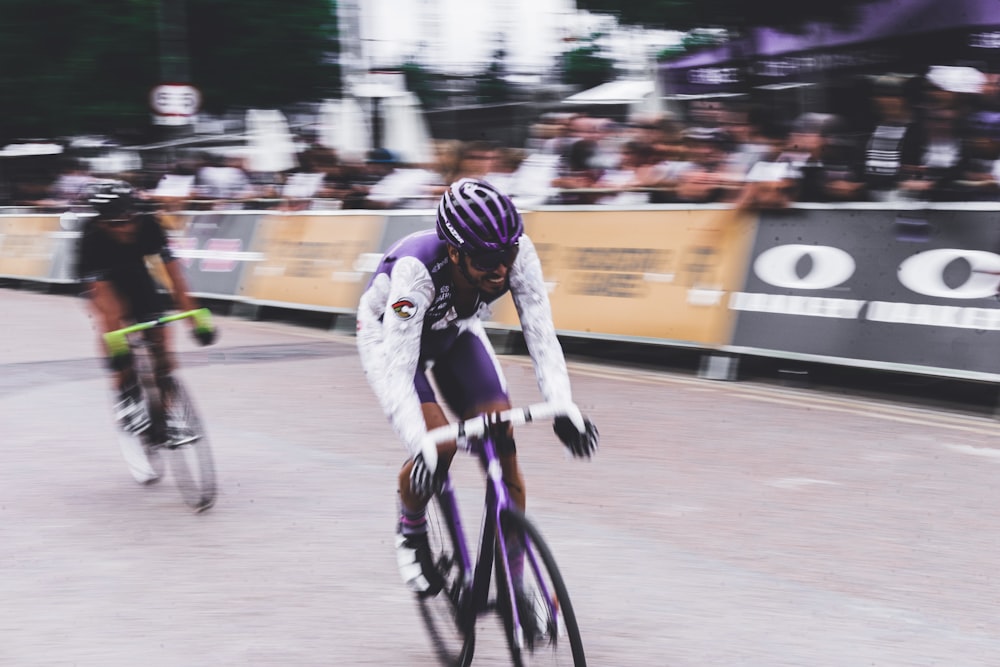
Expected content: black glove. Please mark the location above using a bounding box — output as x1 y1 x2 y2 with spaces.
553 415 599 458
193 327 217 346
107 350 134 372
409 452 439 498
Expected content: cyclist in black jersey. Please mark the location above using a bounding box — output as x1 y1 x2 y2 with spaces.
75 181 216 437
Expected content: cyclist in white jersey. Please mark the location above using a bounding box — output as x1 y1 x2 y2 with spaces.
356 177 598 595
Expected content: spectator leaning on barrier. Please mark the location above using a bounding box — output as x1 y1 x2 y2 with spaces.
48 157 98 207
863 74 926 202
673 127 740 204
194 152 256 204
365 154 444 210
550 137 604 204
734 126 798 210
897 65 985 201
591 140 656 205
949 110 1000 200
784 113 866 203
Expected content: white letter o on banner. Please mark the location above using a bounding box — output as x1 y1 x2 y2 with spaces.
898 249 1000 299
753 244 856 290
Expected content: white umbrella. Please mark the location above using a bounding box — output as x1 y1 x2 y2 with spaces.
245 109 297 173
381 91 434 165
318 97 371 163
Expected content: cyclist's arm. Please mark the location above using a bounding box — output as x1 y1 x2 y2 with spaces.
162 251 199 317
508 234 573 405
357 257 435 454
149 218 200 321
76 226 125 335
85 278 127 335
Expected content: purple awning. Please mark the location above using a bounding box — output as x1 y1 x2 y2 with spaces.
660 0 1000 95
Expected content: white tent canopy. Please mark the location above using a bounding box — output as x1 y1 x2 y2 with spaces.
563 79 656 105
563 77 668 118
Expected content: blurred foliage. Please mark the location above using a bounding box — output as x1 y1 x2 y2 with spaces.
0 0 339 143
475 50 511 104
561 34 616 89
658 28 728 61
575 0 879 33
401 60 444 110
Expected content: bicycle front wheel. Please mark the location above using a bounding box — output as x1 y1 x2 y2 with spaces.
161 377 217 512
496 508 586 667
416 484 476 667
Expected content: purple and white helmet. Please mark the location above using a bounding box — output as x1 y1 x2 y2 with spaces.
436 178 523 252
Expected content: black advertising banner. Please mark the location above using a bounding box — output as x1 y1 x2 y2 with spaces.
729 206 1000 379
166 212 264 298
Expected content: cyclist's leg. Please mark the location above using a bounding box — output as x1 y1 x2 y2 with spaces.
397 399 455 511
85 286 148 433
145 325 176 396
432 327 524 509
395 369 457 596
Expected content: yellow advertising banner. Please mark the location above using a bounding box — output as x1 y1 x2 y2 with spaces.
242 213 386 310
0 216 63 279
490 208 758 346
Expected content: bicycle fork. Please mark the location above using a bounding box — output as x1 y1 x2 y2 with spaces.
437 478 477 632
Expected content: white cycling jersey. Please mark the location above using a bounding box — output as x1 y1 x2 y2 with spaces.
357 230 572 454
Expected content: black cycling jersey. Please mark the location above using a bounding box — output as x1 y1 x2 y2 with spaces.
75 214 176 320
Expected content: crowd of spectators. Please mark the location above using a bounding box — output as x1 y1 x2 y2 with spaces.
5 65 1000 213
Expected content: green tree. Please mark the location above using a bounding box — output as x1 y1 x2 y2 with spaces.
575 0 879 33
561 34 615 89
476 49 511 104
0 0 340 142
188 0 339 112
401 58 445 110
0 0 160 141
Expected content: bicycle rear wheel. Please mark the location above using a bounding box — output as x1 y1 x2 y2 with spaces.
416 483 476 667
496 508 586 667
161 377 216 512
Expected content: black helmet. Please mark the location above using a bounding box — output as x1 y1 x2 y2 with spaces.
87 180 136 221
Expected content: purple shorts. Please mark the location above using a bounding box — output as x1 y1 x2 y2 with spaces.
415 328 509 418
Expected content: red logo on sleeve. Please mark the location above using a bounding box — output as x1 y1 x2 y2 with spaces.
392 298 417 319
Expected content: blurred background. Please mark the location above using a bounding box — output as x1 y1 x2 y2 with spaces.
1 0 999 210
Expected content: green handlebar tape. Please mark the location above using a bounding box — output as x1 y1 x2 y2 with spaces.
102 308 213 356
192 308 214 333
103 331 130 358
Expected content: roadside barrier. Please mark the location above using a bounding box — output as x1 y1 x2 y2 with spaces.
4 202 1000 381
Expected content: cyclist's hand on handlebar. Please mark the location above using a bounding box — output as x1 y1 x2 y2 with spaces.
553 414 599 458
192 326 217 346
409 451 438 497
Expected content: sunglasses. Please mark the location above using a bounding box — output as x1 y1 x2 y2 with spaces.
105 217 136 228
465 245 519 272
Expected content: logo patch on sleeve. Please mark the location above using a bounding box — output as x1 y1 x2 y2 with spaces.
392 298 417 319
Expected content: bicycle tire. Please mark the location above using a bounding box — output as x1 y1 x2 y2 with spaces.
160 377 217 512
496 508 586 667
417 486 476 667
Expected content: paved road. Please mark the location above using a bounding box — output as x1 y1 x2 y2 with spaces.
3 288 1000 666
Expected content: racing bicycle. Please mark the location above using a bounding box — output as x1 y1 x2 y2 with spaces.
104 308 217 513
415 402 587 666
